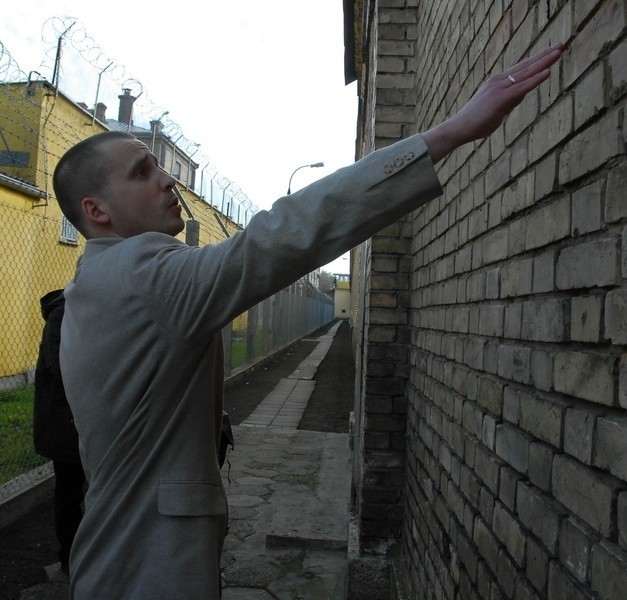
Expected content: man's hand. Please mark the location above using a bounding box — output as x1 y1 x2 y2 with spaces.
423 43 564 163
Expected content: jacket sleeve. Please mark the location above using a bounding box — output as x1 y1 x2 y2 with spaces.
135 134 443 341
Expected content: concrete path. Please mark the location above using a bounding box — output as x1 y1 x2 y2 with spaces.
240 320 342 429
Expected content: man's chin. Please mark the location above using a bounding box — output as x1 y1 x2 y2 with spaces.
170 219 186 237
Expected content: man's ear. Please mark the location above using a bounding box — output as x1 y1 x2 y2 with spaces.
81 197 111 226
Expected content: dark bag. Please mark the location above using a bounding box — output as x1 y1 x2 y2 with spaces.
219 411 234 468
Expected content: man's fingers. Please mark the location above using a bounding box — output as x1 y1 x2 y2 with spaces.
507 44 563 82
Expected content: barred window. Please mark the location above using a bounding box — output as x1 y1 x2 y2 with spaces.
60 216 79 245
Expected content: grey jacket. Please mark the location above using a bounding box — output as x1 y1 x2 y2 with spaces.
60 134 442 599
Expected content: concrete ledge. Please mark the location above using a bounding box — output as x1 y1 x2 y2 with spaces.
344 513 391 600
266 533 347 551
388 543 410 600
0 463 55 531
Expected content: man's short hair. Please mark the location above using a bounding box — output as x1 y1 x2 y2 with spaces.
53 131 136 236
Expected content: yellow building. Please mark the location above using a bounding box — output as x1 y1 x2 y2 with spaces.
333 274 351 319
0 79 240 386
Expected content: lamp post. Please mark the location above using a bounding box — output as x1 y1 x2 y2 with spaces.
150 110 169 152
287 162 324 195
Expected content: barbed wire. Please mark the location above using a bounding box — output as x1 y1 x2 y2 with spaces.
0 41 28 82
1 16 258 222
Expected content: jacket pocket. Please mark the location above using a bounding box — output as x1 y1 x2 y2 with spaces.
158 481 226 517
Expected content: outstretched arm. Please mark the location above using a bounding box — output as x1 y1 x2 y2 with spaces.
423 43 564 164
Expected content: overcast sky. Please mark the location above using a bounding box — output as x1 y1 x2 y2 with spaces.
0 0 356 273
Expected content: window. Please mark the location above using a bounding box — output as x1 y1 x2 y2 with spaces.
0 150 29 167
60 216 79 245
174 161 182 180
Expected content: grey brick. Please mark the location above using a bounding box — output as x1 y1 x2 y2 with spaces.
499 465 523 512
483 228 509 264
486 267 500 299
501 258 533 298
526 536 549 593
605 288 627 344
535 153 557 200
559 111 622 185
479 304 505 337
605 161 627 223
559 517 593 584
480 486 495 523
525 196 571 251
530 349 553 392
497 547 517 596
528 442 555 493
564 408 596 464
473 516 500 571
477 377 504 417
497 344 531 385
554 351 616 406
571 295 603 343
502 171 535 219
594 414 627 481
519 393 565 448
591 540 627 600
517 482 563 554
548 560 593 600
553 454 618 537
504 303 523 339
572 180 603 236
521 298 565 342
532 251 555 293
496 424 529 474
464 338 485 371
482 414 497 450
493 502 526 567
574 63 605 130
474 444 500 494
514 575 542 600
556 238 620 290
456 528 479 582
462 401 484 440
609 39 627 99
503 386 531 425
619 491 627 551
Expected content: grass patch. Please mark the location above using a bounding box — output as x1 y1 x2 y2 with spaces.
230 328 265 369
0 386 47 485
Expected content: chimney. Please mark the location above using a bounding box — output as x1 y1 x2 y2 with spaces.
95 102 107 122
150 120 164 135
118 88 136 126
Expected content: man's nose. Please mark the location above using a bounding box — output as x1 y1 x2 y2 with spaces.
160 171 176 189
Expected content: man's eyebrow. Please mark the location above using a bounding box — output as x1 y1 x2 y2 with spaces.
129 151 159 172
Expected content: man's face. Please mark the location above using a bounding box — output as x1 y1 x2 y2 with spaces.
93 137 185 238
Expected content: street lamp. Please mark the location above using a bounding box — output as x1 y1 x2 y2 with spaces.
287 162 324 195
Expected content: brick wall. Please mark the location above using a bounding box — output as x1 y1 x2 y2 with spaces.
354 0 627 597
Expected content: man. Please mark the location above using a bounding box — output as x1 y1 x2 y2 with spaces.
53 45 563 599
33 289 86 576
